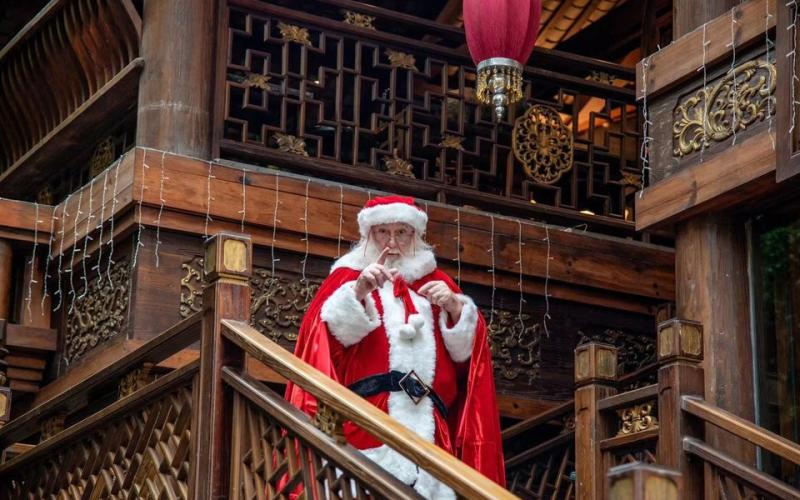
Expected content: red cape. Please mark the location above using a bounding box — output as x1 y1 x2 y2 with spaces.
285 267 506 486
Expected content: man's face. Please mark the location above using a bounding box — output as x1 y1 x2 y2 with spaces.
370 223 414 258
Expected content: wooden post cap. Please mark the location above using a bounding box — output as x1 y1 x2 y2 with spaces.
203 232 252 282
607 462 680 500
574 342 618 386
657 318 703 363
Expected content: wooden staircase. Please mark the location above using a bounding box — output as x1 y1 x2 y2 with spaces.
0 233 513 499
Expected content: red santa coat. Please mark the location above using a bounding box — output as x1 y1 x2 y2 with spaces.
285 248 505 496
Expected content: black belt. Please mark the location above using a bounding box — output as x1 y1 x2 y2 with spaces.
348 370 448 419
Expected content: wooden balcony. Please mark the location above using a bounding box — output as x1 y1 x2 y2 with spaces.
212 0 643 237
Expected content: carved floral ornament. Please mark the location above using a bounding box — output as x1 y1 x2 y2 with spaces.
673 58 776 157
513 104 574 184
617 403 659 435
385 49 418 71
277 21 312 46
343 11 376 30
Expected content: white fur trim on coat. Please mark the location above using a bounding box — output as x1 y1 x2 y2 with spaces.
357 203 428 239
320 281 381 347
438 294 478 363
360 445 456 499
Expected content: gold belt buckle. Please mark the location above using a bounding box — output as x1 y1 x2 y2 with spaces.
398 370 430 405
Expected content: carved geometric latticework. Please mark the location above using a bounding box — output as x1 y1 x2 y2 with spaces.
486 309 542 384
711 465 766 500
180 257 321 346
233 392 400 499
673 58 776 157
506 437 575 499
4 382 193 499
221 8 640 227
64 258 131 363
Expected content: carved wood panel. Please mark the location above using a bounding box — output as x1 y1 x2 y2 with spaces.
64 257 131 364
181 256 321 350
578 328 656 375
2 382 193 499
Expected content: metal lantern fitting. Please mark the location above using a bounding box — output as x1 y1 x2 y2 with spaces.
464 0 542 121
476 57 524 120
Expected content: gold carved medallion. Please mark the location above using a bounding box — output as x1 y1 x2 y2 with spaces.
513 104 574 184
277 22 312 46
673 59 776 157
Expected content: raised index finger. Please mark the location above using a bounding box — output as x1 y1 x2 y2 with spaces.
376 247 391 265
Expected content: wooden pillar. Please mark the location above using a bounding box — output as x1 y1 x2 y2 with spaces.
189 232 252 499
675 215 755 466
0 240 12 320
672 0 738 38
136 0 216 158
656 318 705 497
574 342 618 500
607 462 681 500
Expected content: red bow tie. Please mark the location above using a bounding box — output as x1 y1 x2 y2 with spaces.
393 277 418 323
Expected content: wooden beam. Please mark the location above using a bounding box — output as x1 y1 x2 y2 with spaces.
0 199 53 244
636 0 776 101
635 131 776 230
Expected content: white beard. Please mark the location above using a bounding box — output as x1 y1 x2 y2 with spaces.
331 239 437 283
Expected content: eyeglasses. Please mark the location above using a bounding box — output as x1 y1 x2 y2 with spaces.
371 226 414 244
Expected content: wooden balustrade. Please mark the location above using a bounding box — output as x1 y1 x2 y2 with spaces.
215 0 643 236
220 318 516 499
0 0 142 197
681 397 800 499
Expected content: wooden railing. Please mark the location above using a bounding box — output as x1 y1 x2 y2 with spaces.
502 400 576 499
0 312 202 497
214 0 643 236
682 397 800 499
602 318 800 499
0 0 142 195
501 352 657 499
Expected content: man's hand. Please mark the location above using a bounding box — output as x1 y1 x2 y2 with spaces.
354 247 398 301
418 280 463 321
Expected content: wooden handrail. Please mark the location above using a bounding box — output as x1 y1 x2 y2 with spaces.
0 311 202 448
501 399 573 441
616 361 658 388
221 319 517 500
221 367 421 499
0 360 199 475
682 396 800 466
504 431 574 469
683 437 800 500
598 384 658 411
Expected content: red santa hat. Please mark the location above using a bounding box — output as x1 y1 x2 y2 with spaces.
357 195 428 240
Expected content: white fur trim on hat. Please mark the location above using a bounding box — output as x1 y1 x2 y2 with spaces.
357 203 428 239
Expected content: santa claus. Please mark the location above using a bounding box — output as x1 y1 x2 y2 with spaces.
286 195 505 498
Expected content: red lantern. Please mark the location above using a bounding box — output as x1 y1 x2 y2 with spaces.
464 0 541 119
